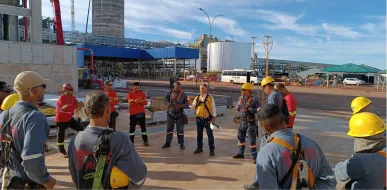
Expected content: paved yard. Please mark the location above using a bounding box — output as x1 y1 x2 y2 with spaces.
45 107 353 189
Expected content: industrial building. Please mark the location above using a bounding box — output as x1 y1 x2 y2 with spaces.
92 0 125 37
254 58 333 73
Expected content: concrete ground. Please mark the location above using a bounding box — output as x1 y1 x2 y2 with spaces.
45 107 353 189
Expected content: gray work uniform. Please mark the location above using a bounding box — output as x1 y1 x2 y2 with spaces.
253 129 336 189
164 90 188 145
260 90 286 148
236 96 261 159
0 102 51 185
335 145 386 189
68 126 147 189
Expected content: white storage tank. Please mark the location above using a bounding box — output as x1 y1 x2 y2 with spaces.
207 42 252 72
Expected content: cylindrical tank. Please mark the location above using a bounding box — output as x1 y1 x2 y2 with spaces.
92 0 125 38
207 42 252 72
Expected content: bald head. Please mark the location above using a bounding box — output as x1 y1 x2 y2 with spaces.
274 83 288 96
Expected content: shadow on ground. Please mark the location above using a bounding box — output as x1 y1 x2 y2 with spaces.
147 171 237 181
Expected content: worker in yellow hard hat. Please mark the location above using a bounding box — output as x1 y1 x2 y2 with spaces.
233 83 261 164
67 92 147 189
260 76 289 149
351 96 381 117
0 93 20 111
335 112 386 189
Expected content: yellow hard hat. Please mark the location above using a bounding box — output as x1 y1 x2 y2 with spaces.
241 83 253 91
348 112 386 137
351 97 372 114
110 166 130 188
261 76 275 87
1 93 20 111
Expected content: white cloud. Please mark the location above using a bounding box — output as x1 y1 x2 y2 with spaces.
242 9 319 36
195 16 247 37
322 23 361 39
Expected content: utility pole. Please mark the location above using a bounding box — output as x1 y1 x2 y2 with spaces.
261 34 273 106
251 37 257 70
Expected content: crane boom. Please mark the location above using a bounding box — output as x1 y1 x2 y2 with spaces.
51 0 64 45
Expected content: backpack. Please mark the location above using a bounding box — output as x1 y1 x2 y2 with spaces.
78 130 115 190
269 133 316 190
0 105 37 188
281 98 290 125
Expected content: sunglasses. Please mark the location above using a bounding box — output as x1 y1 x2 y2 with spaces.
32 84 46 90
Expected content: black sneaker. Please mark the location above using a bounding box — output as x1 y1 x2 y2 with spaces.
193 148 203 154
232 154 244 159
162 143 171 149
143 141 150 146
210 150 215 157
243 182 259 189
180 144 185 150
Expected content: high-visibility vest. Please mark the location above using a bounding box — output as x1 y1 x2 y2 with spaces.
195 95 213 118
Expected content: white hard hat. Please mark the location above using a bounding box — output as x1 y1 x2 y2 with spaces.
210 123 220 130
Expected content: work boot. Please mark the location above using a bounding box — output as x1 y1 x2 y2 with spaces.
193 148 203 154
58 146 68 158
243 182 259 189
232 154 244 159
210 150 215 157
143 141 149 147
253 160 256 164
162 143 171 149
180 144 185 150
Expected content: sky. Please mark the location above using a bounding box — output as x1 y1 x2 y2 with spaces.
41 0 386 69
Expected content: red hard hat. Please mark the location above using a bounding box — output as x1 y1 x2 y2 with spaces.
63 83 73 91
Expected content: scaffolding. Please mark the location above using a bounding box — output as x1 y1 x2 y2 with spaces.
14 22 174 49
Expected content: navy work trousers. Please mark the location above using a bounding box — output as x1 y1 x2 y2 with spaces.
196 117 215 150
237 122 257 159
166 112 184 145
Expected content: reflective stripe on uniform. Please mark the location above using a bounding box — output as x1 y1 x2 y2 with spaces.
167 132 173 134
22 153 44 161
141 132 147 135
178 133 184 136
289 111 296 116
129 133 135 136
61 104 69 110
238 142 246 146
57 142 65 146
249 144 257 148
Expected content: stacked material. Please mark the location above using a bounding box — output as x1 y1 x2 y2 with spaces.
147 89 233 107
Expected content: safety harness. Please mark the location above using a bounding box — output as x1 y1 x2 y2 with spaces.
268 133 316 190
81 129 115 190
0 105 41 190
194 94 213 119
168 91 185 123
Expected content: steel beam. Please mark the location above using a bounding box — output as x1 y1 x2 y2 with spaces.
0 4 31 17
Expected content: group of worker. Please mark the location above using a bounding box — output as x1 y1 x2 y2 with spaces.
237 76 386 190
0 72 385 190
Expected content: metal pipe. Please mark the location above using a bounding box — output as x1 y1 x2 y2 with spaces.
23 0 28 42
77 48 94 73
85 0 91 33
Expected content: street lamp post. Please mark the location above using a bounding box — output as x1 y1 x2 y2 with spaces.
199 8 223 86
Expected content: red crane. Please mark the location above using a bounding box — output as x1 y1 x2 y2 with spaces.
50 0 64 45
